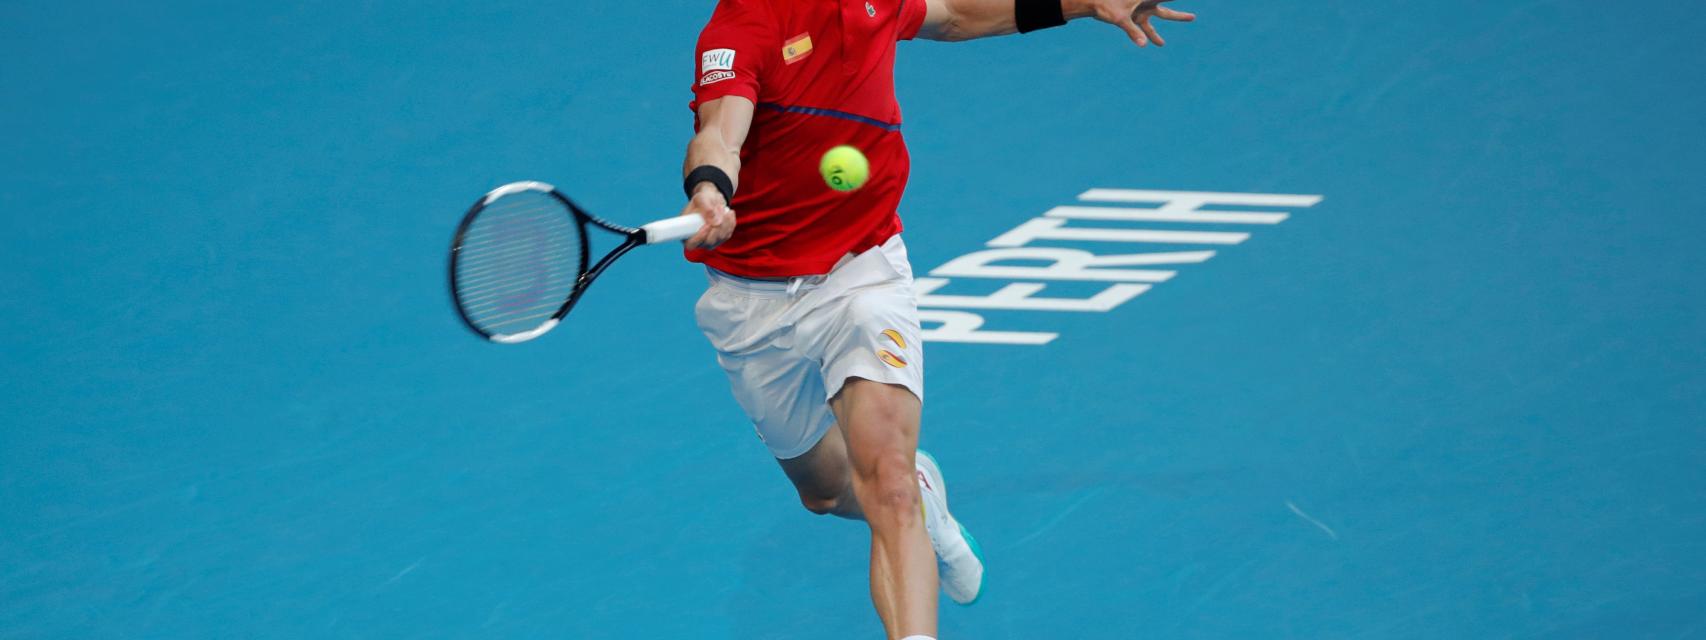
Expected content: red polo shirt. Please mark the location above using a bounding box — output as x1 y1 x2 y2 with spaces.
686 0 928 278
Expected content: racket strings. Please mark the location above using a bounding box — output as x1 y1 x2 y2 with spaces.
454 248 581 284
453 191 584 337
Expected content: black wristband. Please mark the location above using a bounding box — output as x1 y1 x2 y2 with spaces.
684 165 735 204
1015 0 1067 33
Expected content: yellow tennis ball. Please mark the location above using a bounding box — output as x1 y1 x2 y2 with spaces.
819 145 869 192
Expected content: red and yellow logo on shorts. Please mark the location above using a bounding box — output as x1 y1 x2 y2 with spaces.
877 349 908 368
877 328 909 368
881 329 907 350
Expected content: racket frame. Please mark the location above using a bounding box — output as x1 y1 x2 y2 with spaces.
448 181 647 344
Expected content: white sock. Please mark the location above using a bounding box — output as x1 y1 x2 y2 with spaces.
899 636 936 640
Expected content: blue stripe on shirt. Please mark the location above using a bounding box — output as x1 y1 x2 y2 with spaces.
757 102 902 131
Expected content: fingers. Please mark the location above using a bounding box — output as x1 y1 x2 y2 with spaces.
680 199 711 249
1122 0 1193 48
685 226 713 250
682 188 734 249
1155 6 1195 22
1139 17 1164 46
710 209 735 247
1116 14 1148 47
685 204 735 250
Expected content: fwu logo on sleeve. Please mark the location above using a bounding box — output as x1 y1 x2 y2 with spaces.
700 48 737 85
702 48 736 73
917 188 1324 346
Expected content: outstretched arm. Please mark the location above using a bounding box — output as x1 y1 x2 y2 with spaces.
680 95 754 250
918 0 1194 46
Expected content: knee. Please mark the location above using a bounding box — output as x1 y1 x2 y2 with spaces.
798 491 841 516
794 475 853 516
855 451 920 517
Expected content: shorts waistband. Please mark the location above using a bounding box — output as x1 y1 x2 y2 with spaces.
705 267 827 296
702 235 905 296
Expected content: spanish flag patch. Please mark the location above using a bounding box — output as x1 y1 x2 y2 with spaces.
782 33 813 65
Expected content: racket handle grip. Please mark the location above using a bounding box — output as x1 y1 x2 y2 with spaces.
640 214 706 244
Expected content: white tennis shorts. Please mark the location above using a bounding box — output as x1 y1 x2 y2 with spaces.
695 235 924 460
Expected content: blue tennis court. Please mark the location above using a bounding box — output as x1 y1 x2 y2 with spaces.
4 1 1703 637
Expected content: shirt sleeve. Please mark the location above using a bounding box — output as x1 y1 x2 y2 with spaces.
896 0 928 41
691 0 777 111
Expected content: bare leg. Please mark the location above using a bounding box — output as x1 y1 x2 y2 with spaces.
831 378 936 639
778 423 865 520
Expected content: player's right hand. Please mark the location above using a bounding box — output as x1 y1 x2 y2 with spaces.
683 183 736 250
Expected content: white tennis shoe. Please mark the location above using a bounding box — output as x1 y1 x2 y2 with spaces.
916 450 984 605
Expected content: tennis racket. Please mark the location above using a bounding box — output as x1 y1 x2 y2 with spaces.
448 181 704 344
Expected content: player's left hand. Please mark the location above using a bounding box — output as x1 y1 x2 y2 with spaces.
1084 0 1195 47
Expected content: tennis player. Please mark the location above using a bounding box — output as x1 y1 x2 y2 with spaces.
676 0 1194 636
